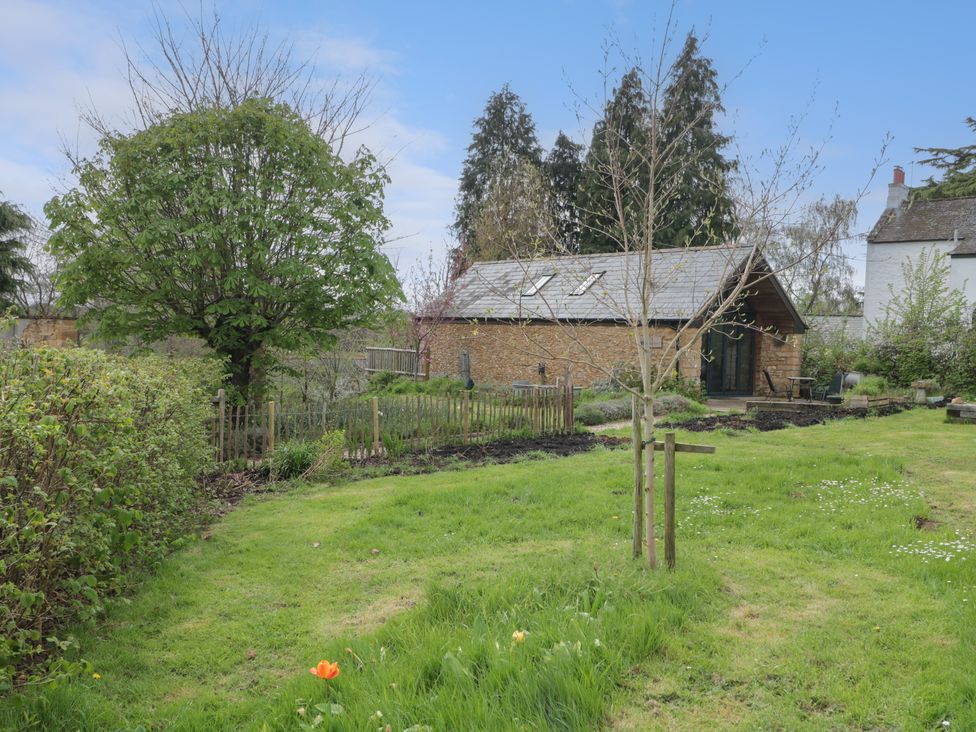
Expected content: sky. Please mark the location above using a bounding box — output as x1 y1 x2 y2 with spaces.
2 0 975 287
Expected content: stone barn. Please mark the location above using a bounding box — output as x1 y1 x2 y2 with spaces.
427 245 806 397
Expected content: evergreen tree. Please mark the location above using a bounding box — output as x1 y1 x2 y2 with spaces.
454 85 543 251
544 132 584 252
914 117 976 200
657 33 737 248
577 69 650 253
0 198 33 309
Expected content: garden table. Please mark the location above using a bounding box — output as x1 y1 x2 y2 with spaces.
787 376 815 401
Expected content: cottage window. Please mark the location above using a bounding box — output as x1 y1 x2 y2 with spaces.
521 274 554 297
569 271 605 296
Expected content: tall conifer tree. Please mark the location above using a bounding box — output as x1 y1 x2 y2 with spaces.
544 132 584 252
454 85 543 252
657 33 737 248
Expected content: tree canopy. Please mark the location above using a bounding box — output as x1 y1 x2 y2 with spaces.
0 199 33 310
913 117 976 200
47 98 400 399
544 132 584 252
454 85 543 252
657 33 737 248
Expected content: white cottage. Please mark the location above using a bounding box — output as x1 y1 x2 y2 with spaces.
864 166 976 327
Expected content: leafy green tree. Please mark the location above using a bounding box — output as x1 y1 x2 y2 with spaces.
46 99 400 399
657 33 737 248
577 69 650 254
544 132 584 252
454 85 543 253
914 117 976 200
0 199 33 310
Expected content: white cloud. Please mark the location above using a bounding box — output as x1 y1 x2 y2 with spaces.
0 1 456 277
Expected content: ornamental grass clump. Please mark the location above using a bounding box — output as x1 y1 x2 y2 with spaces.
0 347 222 689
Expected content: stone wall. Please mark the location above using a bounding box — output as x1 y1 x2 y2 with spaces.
4 318 79 348
427 320 700 387
752 311 803 396
429 318 803 395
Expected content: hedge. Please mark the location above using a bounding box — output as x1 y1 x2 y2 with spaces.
0 347 222 688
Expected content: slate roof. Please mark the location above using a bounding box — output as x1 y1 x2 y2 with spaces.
868 196 976 255
443 245 792 323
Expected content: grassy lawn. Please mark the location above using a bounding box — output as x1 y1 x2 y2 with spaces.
2 409 975 730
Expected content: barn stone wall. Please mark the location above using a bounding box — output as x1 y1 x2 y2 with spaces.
427 320 701 387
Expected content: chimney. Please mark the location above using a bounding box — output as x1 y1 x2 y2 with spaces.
886 165 908 210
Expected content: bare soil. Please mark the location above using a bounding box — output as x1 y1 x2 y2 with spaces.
662 403 911 433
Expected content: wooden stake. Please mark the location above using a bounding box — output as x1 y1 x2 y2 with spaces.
372 396 380 455
644 397 657 569
631 394 643 560
463 390 470 444
664 431 676 570
216 388 226 462
268 401 276 452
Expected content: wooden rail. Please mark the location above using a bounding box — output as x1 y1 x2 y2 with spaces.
211 385 575 465
364 347 422 377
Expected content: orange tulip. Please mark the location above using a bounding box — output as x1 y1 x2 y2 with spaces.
309 660 340 680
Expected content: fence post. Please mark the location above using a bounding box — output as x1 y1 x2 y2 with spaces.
632 395 643 559
463 390 470 444
664 431 676 570
216 388 226 462
372 397 380 455
268 401 276 452
564 367 574 431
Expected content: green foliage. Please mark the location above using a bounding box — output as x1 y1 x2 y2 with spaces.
454 85 543 251
656 33 737 249
913 116 976 200
574 402 607 426
848 375 889 397
0 348 221 688
0 199 33 309
801 325 872 389
544 132 584 252
577 68 649 254
46 98 401 399
366 373 465 396
270 441 318 481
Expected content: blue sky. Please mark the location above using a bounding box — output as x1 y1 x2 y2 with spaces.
1 0 975 283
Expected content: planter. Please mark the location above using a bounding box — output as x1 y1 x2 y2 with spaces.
847 395 908 409
947 403 976 423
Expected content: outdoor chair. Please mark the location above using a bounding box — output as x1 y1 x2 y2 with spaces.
815 371 845 402
763 368 793 401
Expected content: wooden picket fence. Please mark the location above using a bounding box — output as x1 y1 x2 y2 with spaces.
211 385 575 464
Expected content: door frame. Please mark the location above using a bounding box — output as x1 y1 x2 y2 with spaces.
701 321 756 397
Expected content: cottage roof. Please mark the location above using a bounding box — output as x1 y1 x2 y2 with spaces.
867 196 976 252
443 245 804 329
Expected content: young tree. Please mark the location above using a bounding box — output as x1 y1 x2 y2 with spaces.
47 99 400 399
478 28 883 568
657 32 737 248
913 117 976 200
0 199 33 310
545 132 585 252
404 247 456 370
454 85 543 254
577 68 650 254
767 196 859 315
12 217 60 317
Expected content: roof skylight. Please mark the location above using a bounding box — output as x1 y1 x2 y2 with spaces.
521 274 554 297
569 271 605 296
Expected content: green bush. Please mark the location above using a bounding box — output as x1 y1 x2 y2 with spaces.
270 441 318 480
574 403 606 426
848 375 889 396
366 372 465 396
0 348 222 688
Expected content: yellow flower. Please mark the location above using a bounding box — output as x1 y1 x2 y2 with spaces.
92 673 101 680
512 630 526 643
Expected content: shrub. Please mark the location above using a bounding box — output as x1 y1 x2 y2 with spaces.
593 397 632 422
366 372 465 396
270 441 318 480
574 403 605 426
848 375 889 397
0 348 222 688
654 394 691 415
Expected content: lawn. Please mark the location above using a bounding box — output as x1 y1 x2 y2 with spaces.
2 409 975 730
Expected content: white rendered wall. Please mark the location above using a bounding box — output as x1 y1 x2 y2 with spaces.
949 256 976 318
863 240 959 328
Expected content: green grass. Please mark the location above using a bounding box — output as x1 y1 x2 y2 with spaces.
3 410 976 730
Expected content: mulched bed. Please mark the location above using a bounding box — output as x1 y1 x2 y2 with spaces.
195 433 627 511
662 403 912 433
360 432 628 473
